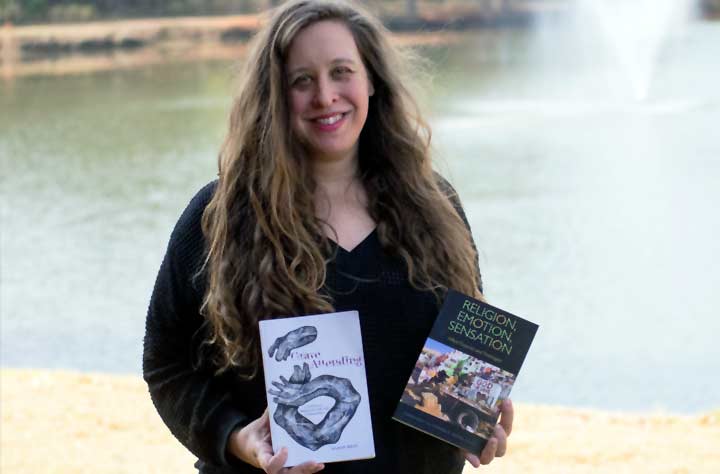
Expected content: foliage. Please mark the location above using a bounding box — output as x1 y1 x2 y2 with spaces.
47 3 96 21
0 0 21 22
0 0 266 23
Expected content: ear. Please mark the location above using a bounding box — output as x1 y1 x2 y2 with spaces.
368 79 375 97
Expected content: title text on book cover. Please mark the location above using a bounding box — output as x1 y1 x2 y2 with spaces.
447 300 517 355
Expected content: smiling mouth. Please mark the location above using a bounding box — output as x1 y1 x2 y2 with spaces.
313 112 348 125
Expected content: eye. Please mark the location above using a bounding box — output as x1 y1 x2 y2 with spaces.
292 74 313 88
332 66 353 78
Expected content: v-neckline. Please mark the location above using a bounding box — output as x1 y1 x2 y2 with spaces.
330 228 377 255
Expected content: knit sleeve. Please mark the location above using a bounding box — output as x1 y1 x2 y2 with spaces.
142 180 249 467
435 173 484 294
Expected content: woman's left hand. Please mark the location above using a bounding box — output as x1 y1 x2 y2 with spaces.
463 399 513 467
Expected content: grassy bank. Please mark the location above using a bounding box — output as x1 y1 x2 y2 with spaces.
1 368 718 473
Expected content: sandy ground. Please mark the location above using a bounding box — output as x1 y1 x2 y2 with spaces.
1 368 718 474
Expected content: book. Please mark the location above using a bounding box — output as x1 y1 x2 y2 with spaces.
259 310 375 467
393 290 538 453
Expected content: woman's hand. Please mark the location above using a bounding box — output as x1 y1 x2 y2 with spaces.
463 399 513 468
227 409 325 474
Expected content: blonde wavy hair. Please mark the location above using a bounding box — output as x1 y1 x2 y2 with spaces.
201 0 482 377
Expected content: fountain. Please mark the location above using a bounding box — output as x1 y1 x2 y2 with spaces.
431 0 719 413
575 0 696 101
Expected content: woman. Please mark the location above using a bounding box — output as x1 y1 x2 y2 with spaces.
143 1 512 473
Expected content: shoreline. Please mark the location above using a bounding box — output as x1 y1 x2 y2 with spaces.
0 3 561 80
2 368 718 473
0 28 468 79
2 5 718 79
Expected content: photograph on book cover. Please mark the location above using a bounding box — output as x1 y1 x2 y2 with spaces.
399 338 515 438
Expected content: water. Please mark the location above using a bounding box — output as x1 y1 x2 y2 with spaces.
577 0 694 100
2 22 719 414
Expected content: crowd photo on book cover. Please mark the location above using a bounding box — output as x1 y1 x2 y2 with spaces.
399 338 515 438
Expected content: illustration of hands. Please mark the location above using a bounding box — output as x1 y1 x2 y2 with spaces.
268 326 318 361
268 362 361 451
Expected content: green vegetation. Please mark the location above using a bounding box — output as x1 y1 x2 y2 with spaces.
3 1 718 26
0 0 452 24
0 0 264 23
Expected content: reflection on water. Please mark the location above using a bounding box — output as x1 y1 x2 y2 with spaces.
2 23 719 413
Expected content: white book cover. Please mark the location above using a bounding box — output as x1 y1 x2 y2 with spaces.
258 310 375 467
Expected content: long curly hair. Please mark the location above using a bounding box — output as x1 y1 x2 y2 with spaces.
201 0 482 377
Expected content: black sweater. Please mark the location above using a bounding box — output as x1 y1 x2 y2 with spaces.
143 180 481 474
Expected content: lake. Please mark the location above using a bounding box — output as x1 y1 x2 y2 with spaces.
2 20 719 413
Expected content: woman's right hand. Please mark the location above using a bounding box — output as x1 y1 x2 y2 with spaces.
227 409 325 474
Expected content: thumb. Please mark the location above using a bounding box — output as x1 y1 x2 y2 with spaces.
263 446 288 473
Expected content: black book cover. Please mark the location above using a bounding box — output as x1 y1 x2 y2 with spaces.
393 290 539 453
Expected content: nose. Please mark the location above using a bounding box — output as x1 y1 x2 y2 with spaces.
313 76 336 108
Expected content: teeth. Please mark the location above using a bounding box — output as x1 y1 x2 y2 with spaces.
316 113 343 125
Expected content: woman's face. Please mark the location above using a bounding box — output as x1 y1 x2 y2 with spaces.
285 20 374 164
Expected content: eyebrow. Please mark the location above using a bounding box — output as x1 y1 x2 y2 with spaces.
287 57 358 76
